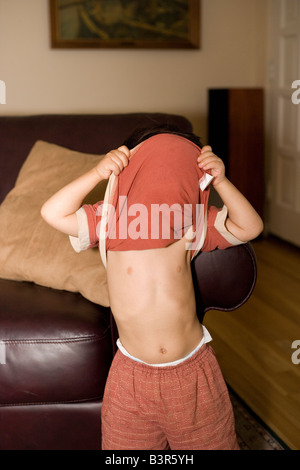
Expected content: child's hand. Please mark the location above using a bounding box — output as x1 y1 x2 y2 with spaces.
95 146 130 179
197 145 226 187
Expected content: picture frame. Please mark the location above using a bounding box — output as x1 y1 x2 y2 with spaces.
49 0 200 49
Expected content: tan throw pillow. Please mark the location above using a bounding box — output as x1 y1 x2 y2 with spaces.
0 140 110 306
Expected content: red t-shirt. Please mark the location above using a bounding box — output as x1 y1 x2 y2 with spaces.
70 134 243 259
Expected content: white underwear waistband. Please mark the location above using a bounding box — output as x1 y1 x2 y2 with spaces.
116 325 212 368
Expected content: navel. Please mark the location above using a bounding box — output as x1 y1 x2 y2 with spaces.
160 347 168 355
127 266 133 275
176 265 182 273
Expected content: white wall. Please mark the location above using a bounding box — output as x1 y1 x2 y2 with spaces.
0 0 268 140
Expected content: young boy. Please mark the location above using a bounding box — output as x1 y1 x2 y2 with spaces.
41 126 263 450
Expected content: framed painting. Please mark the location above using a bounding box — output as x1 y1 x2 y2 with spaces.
50 0 200 49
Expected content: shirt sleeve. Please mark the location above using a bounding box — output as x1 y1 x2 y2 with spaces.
69 201 103 253
201 205 245 252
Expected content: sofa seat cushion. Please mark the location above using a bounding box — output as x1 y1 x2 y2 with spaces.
0 279 113 406
0 400 103 450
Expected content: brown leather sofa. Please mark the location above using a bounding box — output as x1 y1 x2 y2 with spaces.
0 113 257 450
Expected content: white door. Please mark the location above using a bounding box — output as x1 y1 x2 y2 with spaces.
268 0 300 247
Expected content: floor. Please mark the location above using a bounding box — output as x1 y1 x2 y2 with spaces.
204 235 300 450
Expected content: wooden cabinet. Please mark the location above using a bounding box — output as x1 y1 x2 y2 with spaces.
208 88 264 218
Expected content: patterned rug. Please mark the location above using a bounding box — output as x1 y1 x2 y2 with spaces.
229 389 289 450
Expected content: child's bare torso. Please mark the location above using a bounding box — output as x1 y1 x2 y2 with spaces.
107 235 203 364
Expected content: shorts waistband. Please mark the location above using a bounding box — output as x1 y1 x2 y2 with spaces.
116 325 212 368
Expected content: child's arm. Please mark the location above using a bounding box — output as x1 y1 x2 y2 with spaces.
198 146 264 242
40 146 130 237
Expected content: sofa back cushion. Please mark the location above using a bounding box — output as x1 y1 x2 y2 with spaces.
0 140 110 306
0 113 193 203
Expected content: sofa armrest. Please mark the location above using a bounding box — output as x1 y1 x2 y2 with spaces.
192 243 257 322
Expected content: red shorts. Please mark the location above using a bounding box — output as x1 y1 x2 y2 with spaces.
101 344 239 450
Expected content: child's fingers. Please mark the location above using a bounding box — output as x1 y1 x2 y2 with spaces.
107 149 129 172
198 154 219 166
110 156 126 175
200 145 212 153
118 145 130 158
197 150 214 162
104 158 121 176
196 146 225 183
115 146 130 167
198 156 224 172
197 154 214 165
113 148 130 166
